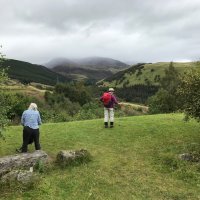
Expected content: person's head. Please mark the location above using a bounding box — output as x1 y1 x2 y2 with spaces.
28 103 38 111
108 88 114 94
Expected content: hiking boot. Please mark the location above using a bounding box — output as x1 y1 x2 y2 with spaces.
104 122 108 128
110 122 114 128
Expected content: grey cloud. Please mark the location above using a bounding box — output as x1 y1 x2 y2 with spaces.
0 0 200 63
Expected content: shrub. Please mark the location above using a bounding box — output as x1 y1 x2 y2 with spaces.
148 89 177 114
0 49 9 137
177 68 200 121
0 93 10 138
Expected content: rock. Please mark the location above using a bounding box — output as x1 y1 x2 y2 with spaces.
0 150 48 176
179 153 200 162
56 149 91 166
17 170 35 184
1 170 36 184
179 153 193 161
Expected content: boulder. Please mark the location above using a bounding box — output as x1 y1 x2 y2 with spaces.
1 170 36 184
56 149 91 166
0 150 48 176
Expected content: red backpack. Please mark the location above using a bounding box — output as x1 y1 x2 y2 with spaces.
102 92 112 106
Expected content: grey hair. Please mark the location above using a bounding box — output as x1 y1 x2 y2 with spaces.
28 103 38 110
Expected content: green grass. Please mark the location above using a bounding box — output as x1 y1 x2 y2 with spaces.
0 114 200 200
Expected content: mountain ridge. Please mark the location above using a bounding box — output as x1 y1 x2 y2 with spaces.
45 56 129 70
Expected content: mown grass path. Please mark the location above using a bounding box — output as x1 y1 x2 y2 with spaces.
0 114 200 200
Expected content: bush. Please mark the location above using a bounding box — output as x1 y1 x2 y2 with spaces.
148 89 177 114
0 54 9 137
74 102 103 120
177 68 200 121
148 62 180 114
0 93 10 138
41 109 73 123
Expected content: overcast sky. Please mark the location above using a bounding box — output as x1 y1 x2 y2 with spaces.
1 0 200 64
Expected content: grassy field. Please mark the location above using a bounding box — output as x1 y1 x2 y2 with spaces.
0 114 200 200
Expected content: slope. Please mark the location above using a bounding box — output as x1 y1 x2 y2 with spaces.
1 59 69 85
101 62 200 88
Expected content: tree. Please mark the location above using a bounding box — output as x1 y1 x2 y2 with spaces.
148 89 176 114
0 46 9 138
160 62 179 93
148 62 180 114
0 46 8 84
177 68 200 121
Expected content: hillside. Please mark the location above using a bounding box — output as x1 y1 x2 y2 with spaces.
1 59 69 85
52 65 113 81
1 114 199 199
101 62 200 88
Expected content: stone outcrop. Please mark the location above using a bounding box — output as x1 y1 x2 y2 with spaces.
56 149 91 166
0 150 48 176
0 149 91 184
1 170 36 184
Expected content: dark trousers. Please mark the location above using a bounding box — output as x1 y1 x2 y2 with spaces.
21 126 41 152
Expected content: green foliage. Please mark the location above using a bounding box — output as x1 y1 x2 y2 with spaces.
177 68 200 121
116 84 158 103
74 102 103 120
34 160 45 173
54 83 92 106
0 93 35 122
0 47 9 138
0 93 10 138
0 46 8 84
44 89 81 122
41 109 73 123
160 62 179 93
148 89 177 114
148 62 179 114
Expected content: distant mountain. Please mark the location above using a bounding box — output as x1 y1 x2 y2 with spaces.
44 56 129 81
74 57 129 69
45 57 78 69
1 59 69 85
45 56 129 70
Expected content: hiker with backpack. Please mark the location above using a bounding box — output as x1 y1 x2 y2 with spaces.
100 88 118 128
